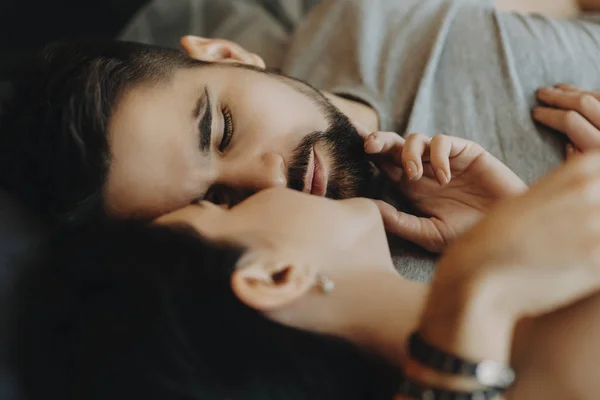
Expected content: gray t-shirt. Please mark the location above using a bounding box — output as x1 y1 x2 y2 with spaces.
282 0 600 280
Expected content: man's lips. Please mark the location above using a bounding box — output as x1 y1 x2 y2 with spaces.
311 148 327 196
303 146 328 197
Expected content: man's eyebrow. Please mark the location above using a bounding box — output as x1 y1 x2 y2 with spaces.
193 85 212 153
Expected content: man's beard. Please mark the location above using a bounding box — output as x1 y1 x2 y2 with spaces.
287 110 375 199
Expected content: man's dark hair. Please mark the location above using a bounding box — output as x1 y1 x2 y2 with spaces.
0 41 203 226
12 222 398 399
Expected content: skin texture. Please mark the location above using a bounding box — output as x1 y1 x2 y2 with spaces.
105 36 527 253
156 187 414 350
103 24 600 398
106 37 373 218
156 153 600 399
365 132 526 252
414 152 600 399
107 65 354 216
535 84 600 152
104 4 600 395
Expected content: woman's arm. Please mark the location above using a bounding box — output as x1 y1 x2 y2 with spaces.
397 153 600 398
511 292 600 399
402 273 515 397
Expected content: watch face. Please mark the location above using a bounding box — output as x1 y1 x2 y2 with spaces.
475 360 515 388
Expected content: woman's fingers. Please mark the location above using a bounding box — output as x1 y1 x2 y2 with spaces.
402 133 430 180
364 131 431 180
419 134 484 184
363 131 407 183
554 83 582 92
364 131 406 162
533 107 600 150
554 84 600 98
537 87 600 128
374 200 445 253
429 134 452 184
566 143 583 161
364 131 483 185
535 85 600 151
566 143 576 160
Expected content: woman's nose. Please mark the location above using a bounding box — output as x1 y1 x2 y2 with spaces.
254 152 287 189
225 152 287 191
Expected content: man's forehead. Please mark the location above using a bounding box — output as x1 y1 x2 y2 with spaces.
110 80 180 137
176 62 324 102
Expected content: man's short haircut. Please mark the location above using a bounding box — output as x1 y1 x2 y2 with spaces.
0 41 204 226
13 221 398 399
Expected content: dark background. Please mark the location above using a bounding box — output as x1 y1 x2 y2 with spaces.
0 0 149 76
0 3 149 398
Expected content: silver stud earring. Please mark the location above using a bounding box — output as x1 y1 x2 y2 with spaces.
316 274 335 294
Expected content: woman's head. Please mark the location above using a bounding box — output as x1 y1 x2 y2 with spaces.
160 188 394 287
15 189 398 399
0 38 373 225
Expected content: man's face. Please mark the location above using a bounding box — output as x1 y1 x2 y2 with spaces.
106 64 373 217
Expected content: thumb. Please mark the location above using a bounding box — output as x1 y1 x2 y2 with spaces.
374 200 445 253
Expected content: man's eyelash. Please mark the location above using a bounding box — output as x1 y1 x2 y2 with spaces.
219 107 234 152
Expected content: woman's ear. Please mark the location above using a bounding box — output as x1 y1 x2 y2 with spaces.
180 35 266 69
231 252 317 311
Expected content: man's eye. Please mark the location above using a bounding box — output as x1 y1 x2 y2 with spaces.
218 106 234 152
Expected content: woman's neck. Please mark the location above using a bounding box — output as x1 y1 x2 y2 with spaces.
271 270 429 367
339 272 429 366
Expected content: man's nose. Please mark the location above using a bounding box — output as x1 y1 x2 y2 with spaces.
226 152 287 190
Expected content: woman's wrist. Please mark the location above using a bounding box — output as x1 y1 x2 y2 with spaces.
421 271 516 363
403 268 516 394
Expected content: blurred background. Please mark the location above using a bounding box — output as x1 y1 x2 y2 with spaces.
0 0 149 77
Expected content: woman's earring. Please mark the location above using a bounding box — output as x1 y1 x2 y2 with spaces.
316 274 335 294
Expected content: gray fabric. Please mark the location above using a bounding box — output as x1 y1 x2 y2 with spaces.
119 0 320 69
282 0 600 281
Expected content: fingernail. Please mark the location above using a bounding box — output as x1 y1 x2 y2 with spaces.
436 169 449 185
364 136 379 151
566 143 574 154
536 88 547 96
557 83 581 92
406 161 418 180
364 141 378 153
192 36 211 43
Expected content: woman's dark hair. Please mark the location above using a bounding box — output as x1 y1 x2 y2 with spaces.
0 41 204 226
12 221 398 400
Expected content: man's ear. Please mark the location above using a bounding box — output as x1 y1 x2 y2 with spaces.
231 252 316 311
180 35 266 69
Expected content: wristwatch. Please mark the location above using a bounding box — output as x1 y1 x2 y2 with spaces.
408 332 515 390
